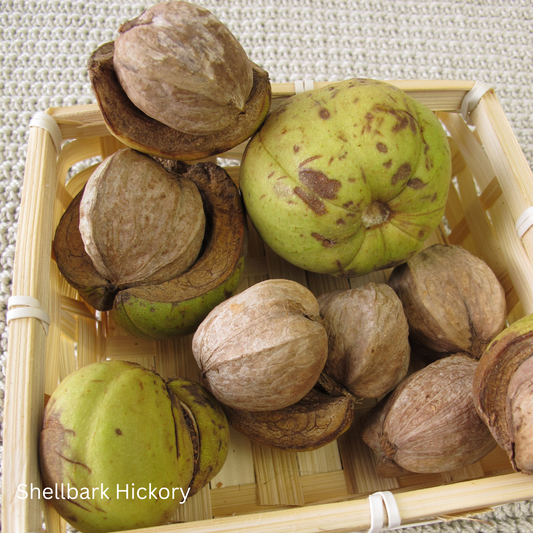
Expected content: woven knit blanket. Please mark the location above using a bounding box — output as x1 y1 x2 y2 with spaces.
1 1 533 531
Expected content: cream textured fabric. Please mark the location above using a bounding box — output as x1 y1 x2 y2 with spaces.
1 1 533 531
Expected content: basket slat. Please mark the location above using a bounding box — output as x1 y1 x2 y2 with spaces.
3 125 59 533
73 473 533 533
472 90 533 307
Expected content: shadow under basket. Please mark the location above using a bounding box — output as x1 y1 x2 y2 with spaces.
4 80 533 533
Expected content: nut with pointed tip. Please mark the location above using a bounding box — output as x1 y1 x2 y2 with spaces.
318 282 410 398
361 354 496 475
113 1 253 135
79 148 205 288
88 2 271 160
388 244 507 361
473 313 533 475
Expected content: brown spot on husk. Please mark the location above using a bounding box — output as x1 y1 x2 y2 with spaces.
311 233 336 247
319 108 330 119
299 155 322 167
391 163 412 185
407 178 426 190
298 168 341 200
377 142 388 153
294 187 327 215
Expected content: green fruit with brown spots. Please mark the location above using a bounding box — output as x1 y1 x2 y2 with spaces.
239 78 452 277
39 361 229 533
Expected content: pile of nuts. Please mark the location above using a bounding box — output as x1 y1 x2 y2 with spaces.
42 2 533 533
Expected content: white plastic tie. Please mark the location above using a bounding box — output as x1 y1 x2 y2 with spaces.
294 79 315 94
460 82 493 126
367 491 401 533
29 111 63 154
516 206 533 239
7 296 50 335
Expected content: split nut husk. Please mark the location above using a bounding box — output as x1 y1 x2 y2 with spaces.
222 374 357 451
53 151 247 339
362 354 496 475
39 361 229 533
473 313 533 475
318 282 410 398
192 279 328 412
388 244 506 361
88 1 271 160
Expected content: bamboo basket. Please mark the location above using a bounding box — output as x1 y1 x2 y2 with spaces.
4 79 533 533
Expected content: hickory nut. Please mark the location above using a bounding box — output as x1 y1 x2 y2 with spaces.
318 282 410 398
78 148 205 287
88 2 271 160
388 244 506 361
113 1 254 135
362 354 496 475
192 279 328 412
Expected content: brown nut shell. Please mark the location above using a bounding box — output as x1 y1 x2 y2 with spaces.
388 244 506 360
473 313 533 474
362 354 496 474
113 1 253 135
88 41 271 161
318 282 410 398
79 148 205 287
223 385 356 451
192 279 328 412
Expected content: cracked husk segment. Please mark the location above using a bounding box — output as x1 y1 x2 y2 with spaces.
39 361 194 533
223 387 355 451
167 378 229 495
239 78 452 277
473 313 533 474
112 255 244 339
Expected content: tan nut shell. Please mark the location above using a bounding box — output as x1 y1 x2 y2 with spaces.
192 279 328 412
318 282 410 398
79 148 205 287
388 244 506 360
362 354 496 474
113 1 253 135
